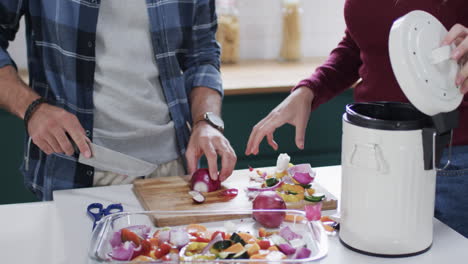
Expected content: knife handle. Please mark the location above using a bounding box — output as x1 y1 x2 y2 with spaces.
66 133 81 154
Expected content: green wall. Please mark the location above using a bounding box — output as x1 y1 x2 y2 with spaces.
0 89 353 204
0 110 38 204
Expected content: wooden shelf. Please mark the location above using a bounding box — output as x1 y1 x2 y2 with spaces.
222 57 326 96
18 57 327 96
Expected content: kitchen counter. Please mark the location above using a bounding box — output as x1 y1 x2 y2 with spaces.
1 165 467 263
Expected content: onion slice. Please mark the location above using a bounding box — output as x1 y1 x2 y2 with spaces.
109 241 136 261
188 190 206 203
218 188 238 199
304 202 322 221
247 181 283 192
201 233 224 254
278 243 296 256
279 226 303 241
294 247 311 259
288 164 316 185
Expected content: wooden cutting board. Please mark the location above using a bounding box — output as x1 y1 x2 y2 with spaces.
133 168 337 227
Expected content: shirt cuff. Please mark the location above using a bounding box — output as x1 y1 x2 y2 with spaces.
185 64 223 97
0 48 16 69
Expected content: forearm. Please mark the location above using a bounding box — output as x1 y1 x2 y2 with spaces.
0 65 40 119
190 86 222 124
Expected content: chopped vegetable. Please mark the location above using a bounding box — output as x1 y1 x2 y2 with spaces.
190 168 221 192
276 153 291 172
188 190 206 203
305 202 322 221
288 164 315 185
109 241 136 261
304 193 325 202
218 188 238 200
279 226 302 241
294 247 311 259
169 228 190 249
109 221 314 262
278 243 296 255
229 233 246 246
247 181 283 192
265 177 279 187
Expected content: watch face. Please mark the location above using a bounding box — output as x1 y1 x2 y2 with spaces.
206 112 224 130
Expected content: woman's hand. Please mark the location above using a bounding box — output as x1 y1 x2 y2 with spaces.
443 24 468 94
245 86 314 155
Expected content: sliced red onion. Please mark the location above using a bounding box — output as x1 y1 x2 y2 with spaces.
158 229 171 243
169 228 190 248
282 175 295 185
125 225 151 240
191 168 221 192
189 190 206 203
279 226 303 241
109 241 136 261
278 243 296 256
247 181 283 192
305 203 322 221
276 153 291 172
218 188 238 199
288 164 316 185
201 233 223 254
110 230 122 248
294 247 311 259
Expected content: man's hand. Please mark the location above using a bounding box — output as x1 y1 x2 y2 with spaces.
185 122 236 182
245 86 314 155
442 23 468 94
27 103 91 157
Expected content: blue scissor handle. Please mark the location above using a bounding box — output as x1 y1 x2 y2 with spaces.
102 203 123 216
87 203 104 220
87 203 124 230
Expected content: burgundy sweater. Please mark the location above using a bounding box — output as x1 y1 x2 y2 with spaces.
296 0 468 146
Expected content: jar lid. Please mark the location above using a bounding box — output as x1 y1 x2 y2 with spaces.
389 10 463 116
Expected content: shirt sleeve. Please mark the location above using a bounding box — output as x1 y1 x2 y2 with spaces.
184 0 223 97
293 29 362 111
0 1 25 69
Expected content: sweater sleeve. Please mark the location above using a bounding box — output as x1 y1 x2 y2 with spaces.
293 29 362 110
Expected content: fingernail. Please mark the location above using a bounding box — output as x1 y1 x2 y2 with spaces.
452 50 460 59
84 151 91 158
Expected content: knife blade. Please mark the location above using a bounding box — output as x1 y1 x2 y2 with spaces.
78 142 158 177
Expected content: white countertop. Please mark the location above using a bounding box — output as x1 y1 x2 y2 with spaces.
1 165 467 264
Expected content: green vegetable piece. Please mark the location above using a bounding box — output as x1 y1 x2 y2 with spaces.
300 184 312 189
266 177 279 187
287 191 298 195
229 232 246 246
213 240 233 251
304 193 325 202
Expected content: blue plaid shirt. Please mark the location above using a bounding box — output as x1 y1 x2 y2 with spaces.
0 0 222 201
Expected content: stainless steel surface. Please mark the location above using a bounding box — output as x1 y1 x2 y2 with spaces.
78 143 157 177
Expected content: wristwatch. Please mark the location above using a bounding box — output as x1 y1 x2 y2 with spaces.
194 112 224 132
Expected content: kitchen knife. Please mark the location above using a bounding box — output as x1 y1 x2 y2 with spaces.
78 142 158 177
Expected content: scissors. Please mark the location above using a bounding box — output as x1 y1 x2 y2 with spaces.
87 203 124 230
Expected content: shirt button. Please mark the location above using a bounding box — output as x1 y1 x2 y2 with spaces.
85 130 91 137
88 41 93 48
87 170 93 176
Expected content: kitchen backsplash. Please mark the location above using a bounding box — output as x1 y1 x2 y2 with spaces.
7 0 345 69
